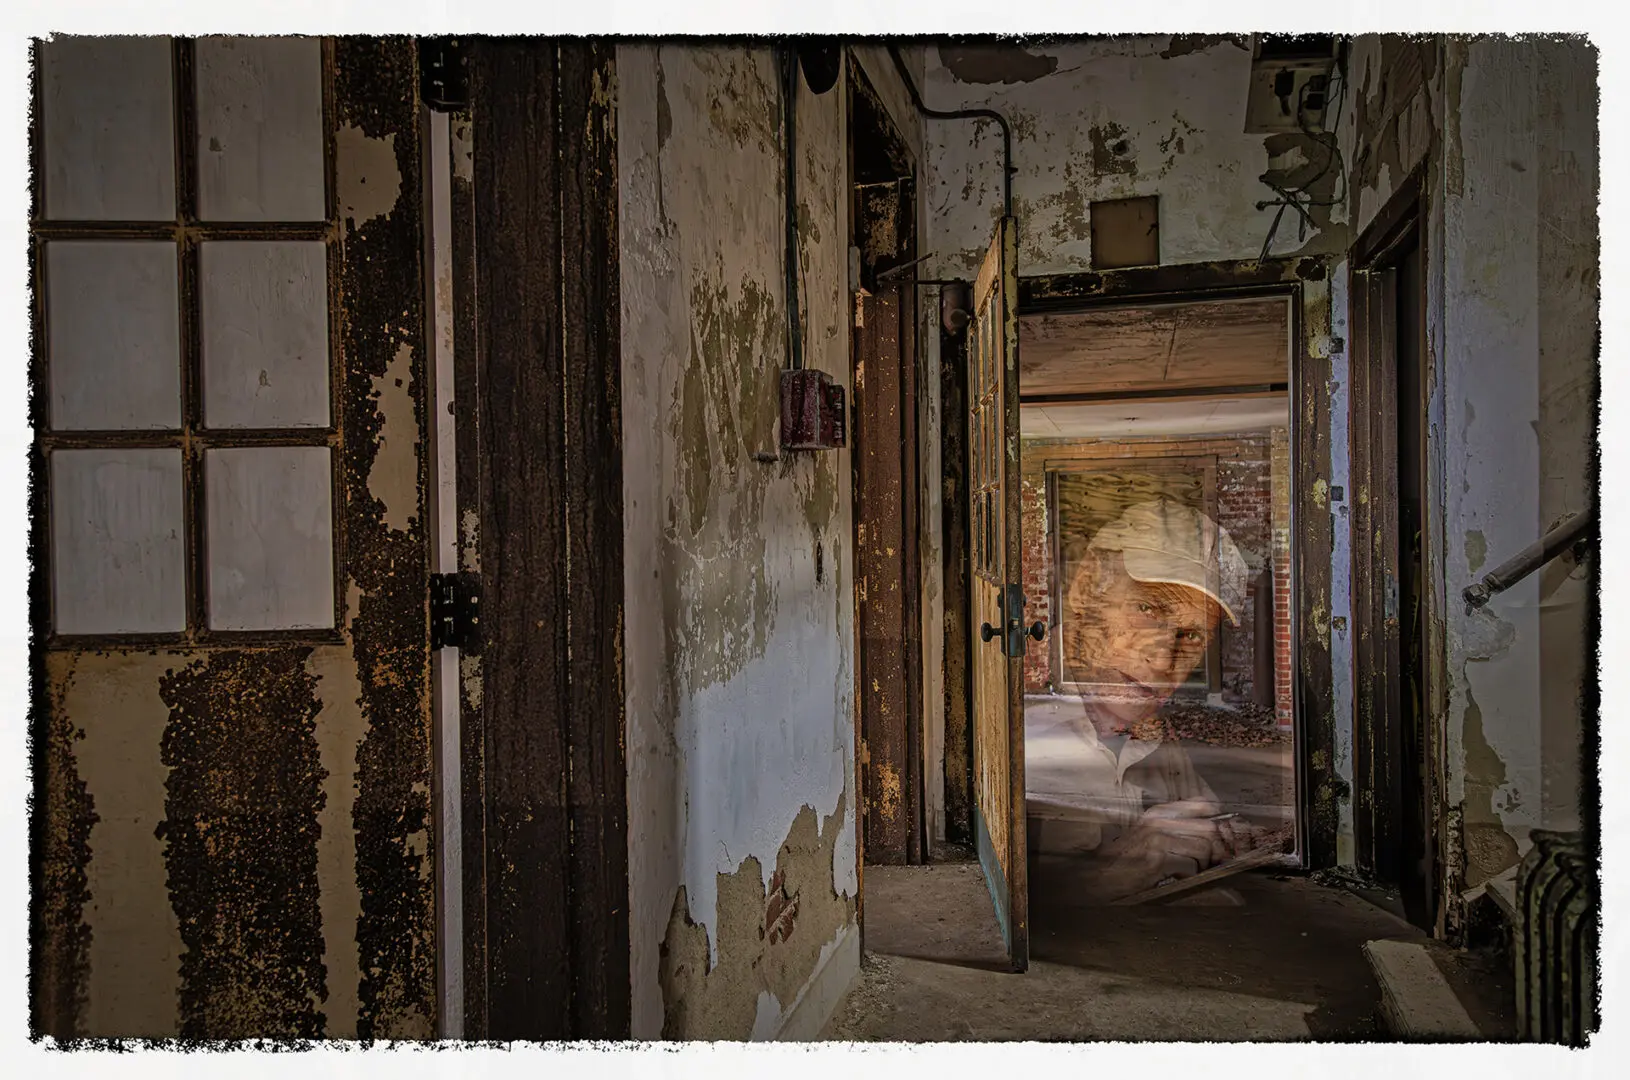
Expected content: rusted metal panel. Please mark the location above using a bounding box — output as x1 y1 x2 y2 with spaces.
330 37 437 1039
855 278 916 865
29 35 436 1042
158 649 329 1038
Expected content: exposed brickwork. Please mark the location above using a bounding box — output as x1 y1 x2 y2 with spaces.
1020 432 1287 706
1020 464 1051 690
1270 426 1293 727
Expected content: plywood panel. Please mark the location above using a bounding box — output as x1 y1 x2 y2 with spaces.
1020 295 1289 398
1054 468 1206 685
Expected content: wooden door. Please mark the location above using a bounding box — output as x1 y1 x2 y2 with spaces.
457 38 629 1039
966 217 1034 971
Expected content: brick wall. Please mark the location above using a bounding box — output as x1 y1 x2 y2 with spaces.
1020 431 1284 704
1020 462 1050 691
1270 426 1293 727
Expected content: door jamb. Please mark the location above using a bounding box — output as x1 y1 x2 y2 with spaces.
1347 169 1439 930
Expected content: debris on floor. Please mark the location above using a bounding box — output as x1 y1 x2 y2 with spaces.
1160 701 1291 748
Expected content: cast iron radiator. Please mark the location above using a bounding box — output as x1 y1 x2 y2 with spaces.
1514 830 1598 1044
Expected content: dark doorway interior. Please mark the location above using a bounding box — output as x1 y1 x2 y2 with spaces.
1351 177 1436 932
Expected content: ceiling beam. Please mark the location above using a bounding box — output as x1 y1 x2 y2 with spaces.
1018 383 1289 407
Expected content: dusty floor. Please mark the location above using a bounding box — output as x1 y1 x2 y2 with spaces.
822 858 1427 1042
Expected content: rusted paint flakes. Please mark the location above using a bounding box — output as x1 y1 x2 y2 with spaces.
333 37 436 1039
33 653 97 1039
157 648 329 1039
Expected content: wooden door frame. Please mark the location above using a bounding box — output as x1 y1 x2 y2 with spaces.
847 55 927 869
1348 169 1440 930
1016 257 1337 869
454 38 628 1040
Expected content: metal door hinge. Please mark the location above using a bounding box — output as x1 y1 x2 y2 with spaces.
430 571 481 650
420 38 469 112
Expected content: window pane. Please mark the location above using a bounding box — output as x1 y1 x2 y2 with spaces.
41 36 177 222
205 446 334 630
51 448 186 634
195 36 325 222
200 241 330 428
47 241 182 431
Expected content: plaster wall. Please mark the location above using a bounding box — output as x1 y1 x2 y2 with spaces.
618 43 926 1039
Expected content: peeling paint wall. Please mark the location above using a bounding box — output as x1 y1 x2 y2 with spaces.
924 37 1347 281
33 40 435 1040
1437 37 1597 889
619 44 922 1040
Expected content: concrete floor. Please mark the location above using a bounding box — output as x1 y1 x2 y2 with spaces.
822 858 1427 1042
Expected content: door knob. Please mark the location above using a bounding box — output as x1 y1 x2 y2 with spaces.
980 622 999 643
1028 621 1045 642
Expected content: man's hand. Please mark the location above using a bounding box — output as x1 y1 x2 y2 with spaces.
1095 800 1239 898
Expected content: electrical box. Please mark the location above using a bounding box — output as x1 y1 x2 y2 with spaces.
1244 35 1340 135
780 368 846 451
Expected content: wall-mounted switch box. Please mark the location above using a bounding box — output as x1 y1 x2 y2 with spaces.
1244 35 1340 135
780 368 846 451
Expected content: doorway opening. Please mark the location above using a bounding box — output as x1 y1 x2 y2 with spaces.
1015 293 1301 912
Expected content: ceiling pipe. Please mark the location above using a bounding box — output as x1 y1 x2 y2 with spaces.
887 44 1014 219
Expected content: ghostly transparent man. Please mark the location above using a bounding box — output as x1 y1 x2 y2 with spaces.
1027 497 1251 902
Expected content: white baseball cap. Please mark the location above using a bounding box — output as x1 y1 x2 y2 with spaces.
1086 498 1248 626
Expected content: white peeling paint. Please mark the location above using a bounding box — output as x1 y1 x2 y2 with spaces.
1440 37 1596 864
621 43 914 1040
924 38 1325 278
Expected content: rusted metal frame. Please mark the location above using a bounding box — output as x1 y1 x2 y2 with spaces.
33 35 348 652
849 62 928 869
556 39 630 1038
470 37 573 1040
899 182 927 866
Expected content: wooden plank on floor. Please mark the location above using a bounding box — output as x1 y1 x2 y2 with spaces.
1362 938 1482 1040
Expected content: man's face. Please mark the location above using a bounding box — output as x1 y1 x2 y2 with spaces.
1066 553 1220 725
